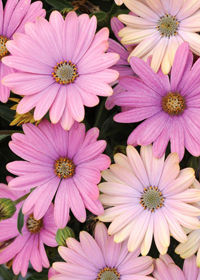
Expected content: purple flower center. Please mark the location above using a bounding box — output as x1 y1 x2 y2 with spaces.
157 14 179 37
0 35 9 59
97 267 120 280
54 157 75 179
162 92 186 115
140 186 164 212
26 214 43 233
52 61 79 84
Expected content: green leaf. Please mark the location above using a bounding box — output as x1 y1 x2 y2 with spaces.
0 130 21 142
44 0 72 10
17 207 24 235
91 11 108 22
0 134 9 141
0 266 13 280
26 271 48 280
0 105 15 122
109 3 119 17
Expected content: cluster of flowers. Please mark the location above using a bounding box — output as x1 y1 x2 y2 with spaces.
1 0 200 279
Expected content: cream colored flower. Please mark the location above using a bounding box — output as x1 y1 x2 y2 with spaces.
118 0 200 74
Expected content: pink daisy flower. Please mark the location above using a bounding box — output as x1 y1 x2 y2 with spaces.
118 0 200 74
0 0 45 102
98 145 200 256
1 11 119 130
153 254 200 280
106 17 135 110
113 42 200 161
6 119 110 228
50 222 154 280
0 182 58 277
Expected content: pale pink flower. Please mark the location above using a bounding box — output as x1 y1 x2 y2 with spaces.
153 254 200 280
50 222 154 280
7 119 110 228
0 182 58 277
2 11 119 130
113 42 200 161
118 0 200 74
0 0 45 102
98 145 200 256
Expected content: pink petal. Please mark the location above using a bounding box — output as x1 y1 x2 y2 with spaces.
62 11 78 61
54 179 70 228
67 84 85 122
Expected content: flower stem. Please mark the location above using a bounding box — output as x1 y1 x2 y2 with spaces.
14 193 30 205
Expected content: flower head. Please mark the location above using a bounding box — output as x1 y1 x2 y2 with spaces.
113 42 200 160
7 119 110 228
50 222 154 280
153 254 200 280
98 145 200 255
0 183 58 277
0 0 45 102
2 11 119 130
118 0 200 74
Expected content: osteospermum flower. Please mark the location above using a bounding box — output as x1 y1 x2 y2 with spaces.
0 182 58 277
118 0 200 74
0 0 45 102
7 119 110 228
1 11 119 130
98 145 200 256
175 179 200 267
50 222 154 280
113 42 200 161
153 254 200 280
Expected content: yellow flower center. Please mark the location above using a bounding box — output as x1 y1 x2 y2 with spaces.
162 92 186 115
157 14 179 37
52 61 78 84
26 214 43 233
140 186 164 212
54 157 75 179
97 267 120 280
0 35 9 59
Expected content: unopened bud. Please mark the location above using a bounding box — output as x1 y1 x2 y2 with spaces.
55 226 75 246
0 198 16 221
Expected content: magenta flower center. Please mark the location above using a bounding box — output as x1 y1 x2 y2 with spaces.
157 14 179 37
0 35 9 59
52 61 79 84
26 214 43 233
97 267 120 280
140 186 164 212
54 157 75 179
162 92 186 115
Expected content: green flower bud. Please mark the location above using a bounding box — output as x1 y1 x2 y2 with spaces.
56 226 75 246
0 198 16 221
